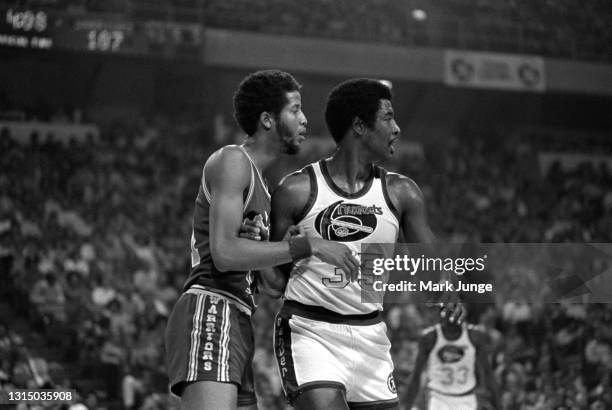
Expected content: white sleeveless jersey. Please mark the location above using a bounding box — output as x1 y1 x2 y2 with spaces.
283 160 400 315
426 324 477 395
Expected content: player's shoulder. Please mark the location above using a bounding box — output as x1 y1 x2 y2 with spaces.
204 145 252 185
272 164 316 221
276 163 315 194
377 167 425 207
207 144 249 166
380 169 421 194
466 324 490 345
206 145 251 171
419 324 438 348
421 324 437 337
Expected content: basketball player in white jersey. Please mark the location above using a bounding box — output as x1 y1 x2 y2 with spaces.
404 312 501 410
249 78 464 410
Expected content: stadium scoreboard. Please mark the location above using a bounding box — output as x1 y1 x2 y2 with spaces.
1 8 52 49
1 7 203 58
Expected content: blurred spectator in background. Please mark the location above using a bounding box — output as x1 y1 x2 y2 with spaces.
29 272 67 326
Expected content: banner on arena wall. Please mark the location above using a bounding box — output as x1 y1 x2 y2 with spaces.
444 50 546 92
539 152 612 174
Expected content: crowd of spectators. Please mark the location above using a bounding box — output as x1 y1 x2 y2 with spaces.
387 131 612 409
0 320 112 409
0 119 195 409
3 0 612 62
1 114 612 409
410 133 612 243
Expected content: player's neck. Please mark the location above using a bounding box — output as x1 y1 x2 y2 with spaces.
327 144 374 190
241 136 277 173
441 324 462 340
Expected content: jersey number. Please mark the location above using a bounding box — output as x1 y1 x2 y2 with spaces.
439 365 469 386
322 267 350 288
320 252 380 288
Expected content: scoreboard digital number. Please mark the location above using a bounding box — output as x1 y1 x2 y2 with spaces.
49 17 137 54
0 8 53 49
87 28 124 52
72 19 133 53
6 8 47 32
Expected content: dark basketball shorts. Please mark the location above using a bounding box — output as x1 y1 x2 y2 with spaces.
274 302 399 409
165 286 256 407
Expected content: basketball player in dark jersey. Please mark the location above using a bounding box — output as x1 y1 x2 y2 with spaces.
164 70 360 410
244 79 464 409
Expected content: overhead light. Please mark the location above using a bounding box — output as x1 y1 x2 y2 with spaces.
412 9 427 21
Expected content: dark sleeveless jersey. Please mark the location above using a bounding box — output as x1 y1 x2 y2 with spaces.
184 145 271 312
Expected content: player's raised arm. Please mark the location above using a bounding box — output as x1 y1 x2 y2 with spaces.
471 328 502 410
207 146 295 271
404 328 436 409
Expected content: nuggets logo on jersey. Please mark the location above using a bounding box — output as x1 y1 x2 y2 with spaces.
437 345 467 363
314 200 381 241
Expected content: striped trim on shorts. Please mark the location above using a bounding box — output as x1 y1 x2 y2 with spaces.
185 291 231 383
165 287 256 406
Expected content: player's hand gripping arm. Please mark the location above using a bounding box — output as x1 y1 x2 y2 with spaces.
248 224 304 298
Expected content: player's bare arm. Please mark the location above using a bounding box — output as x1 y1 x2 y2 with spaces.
386 173 435 244
207 146 296 271
386 173 466 323
270 170 312 243
404 328 436 408
470 328 502 410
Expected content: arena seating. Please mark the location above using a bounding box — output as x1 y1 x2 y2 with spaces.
3 0 612 61
1 113 611 408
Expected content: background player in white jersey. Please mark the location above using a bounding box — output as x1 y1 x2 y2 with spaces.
256 79 464 410
404 312 501 410
164 70 360 410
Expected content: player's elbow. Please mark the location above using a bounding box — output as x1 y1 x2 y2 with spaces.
213 257 232 272
257 269 287 298
262 280 286 298
214 261 231 272
210 242 234 272
259 285 284 298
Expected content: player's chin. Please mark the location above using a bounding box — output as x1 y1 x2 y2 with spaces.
282 142 301 155
380 147 394 161
283 137 304 155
